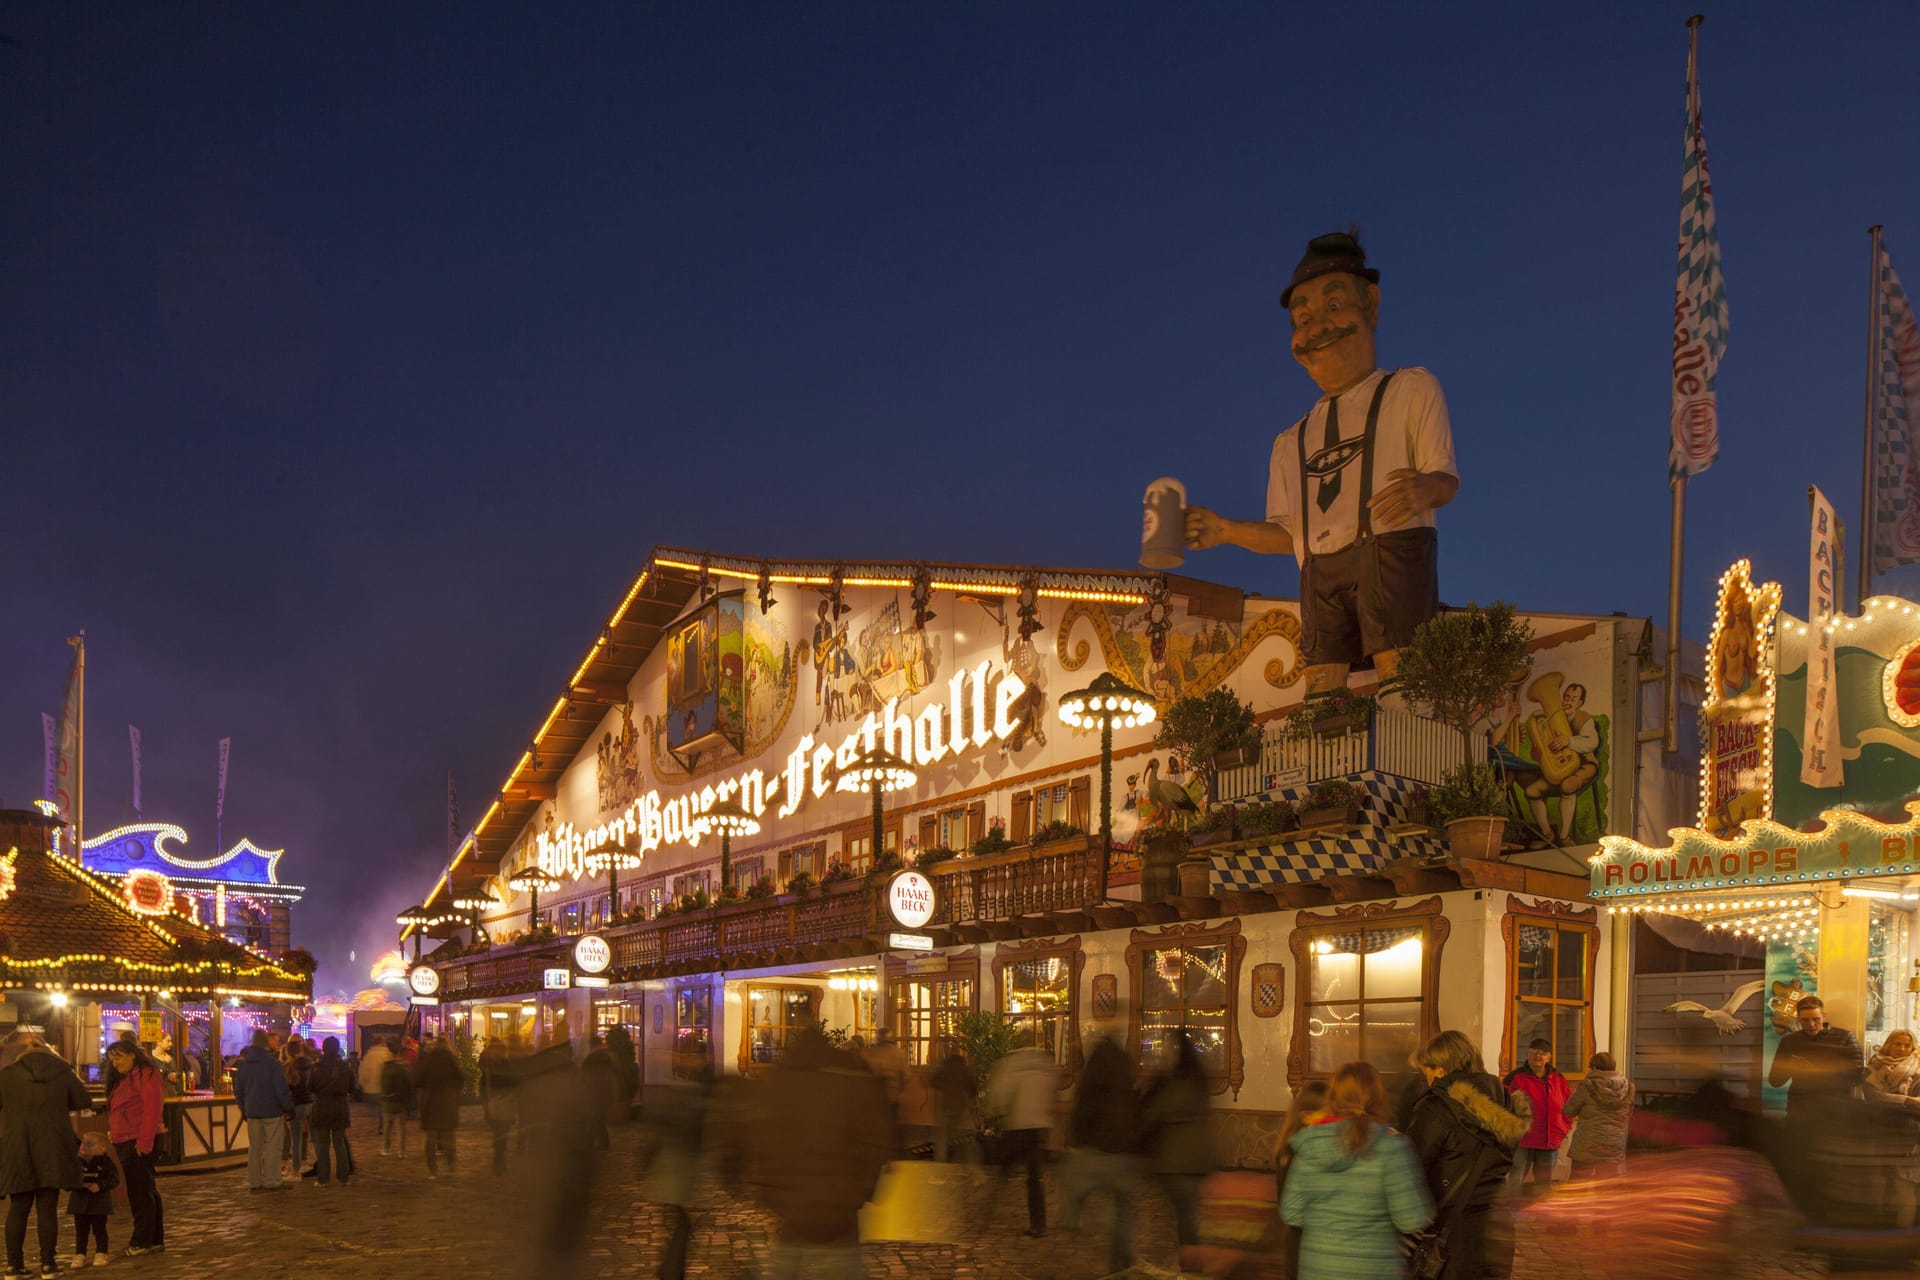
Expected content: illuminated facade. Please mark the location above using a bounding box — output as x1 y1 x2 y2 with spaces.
400 547 1669 1161
79 823 303 956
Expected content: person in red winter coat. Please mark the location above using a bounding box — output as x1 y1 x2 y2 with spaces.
1503 1039 1571 1196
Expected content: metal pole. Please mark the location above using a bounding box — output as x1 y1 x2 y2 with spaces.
607 862 619 925
871 780 888 1046
74 632 85 851
720 830 732 898
1860 224 1886 609
1098 715 1114 903
1664 477 1686 754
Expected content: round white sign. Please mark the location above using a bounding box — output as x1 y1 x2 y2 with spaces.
573 933 612 975
408 965 441 997
887 870 936 929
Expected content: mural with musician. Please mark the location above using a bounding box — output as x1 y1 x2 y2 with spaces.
1487 627 1615 845
808 596 944 733
596 702 644 817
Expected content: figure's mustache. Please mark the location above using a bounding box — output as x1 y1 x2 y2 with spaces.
1292 323 1359 358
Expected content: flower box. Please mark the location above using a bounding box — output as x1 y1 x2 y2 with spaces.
1295 802 1361 832
1310 707 1370 739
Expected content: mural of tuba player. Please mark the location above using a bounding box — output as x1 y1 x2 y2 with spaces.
1184 232 1458 703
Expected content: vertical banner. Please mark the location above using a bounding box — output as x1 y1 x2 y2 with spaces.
54 647 82 822
447 769 459 861
216 737 231 818
1869 241 1920 574
1668 18 1730 480
41 714 56 806
129 725 144 820
1802 488 1844 788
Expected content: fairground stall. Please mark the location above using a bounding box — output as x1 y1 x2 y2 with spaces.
75 820 303 957
1592 559 1920 1109
400 547 1688 1164
0 807 313 1167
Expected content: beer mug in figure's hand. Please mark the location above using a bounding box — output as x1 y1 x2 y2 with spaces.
1140 477 1186 570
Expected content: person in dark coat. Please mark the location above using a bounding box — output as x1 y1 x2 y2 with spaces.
306 1037 356 1186
233 1030 293 1191
478 1040 517 1176
1406 1031 1528 1280
1143 1034 1213 1252
1063 1035 1142 1276
65 1131 119 1267
579 1035 616 1152
0 1032 90 1277
414 1039 464 1177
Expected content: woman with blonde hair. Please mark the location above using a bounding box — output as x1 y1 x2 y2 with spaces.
1406 1031 1527 1279
1280 1062 1432 1279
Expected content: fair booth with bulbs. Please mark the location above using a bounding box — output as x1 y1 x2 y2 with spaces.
1592 561 1920 1105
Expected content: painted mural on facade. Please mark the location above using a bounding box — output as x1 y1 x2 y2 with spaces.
1057 600 1305 701
1699 562 1781 837
596 702 645 818
1773 596 1920 831
1488 627 1616 844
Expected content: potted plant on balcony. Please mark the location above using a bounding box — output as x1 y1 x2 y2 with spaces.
1428 763 1510 859
1393 601 1533 858
1029 819 1082 850
970 818 1010 856
784 870 816 900
1237 797 1296 838
868 848 906 878
1280 688 1379 741
914 846 958 872
820 860 857 889
1191 804 1240 849
1155 688 1262 814
1297 779 1364 831
745 875 777 901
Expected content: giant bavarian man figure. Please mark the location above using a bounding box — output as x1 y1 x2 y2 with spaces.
1185 232 1459 698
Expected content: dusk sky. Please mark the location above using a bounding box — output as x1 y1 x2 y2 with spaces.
4 3 1917 994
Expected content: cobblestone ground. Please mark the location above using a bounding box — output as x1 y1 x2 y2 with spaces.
126 1114 1827 1280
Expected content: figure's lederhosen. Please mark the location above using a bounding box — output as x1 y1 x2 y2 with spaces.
1293 370 1439 666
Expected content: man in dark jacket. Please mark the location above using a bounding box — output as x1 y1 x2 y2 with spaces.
232 1031 293 1192
747 1024 892 1277
1408 1040 1529 1280
579 1035 616 1152
1063 1035 1142 1275
307 1037 356 1186
1767 995 1863 1116
414 1039 465 1177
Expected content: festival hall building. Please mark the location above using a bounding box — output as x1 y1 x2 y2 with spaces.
404 547 1687 1160
1595 559 1920 1107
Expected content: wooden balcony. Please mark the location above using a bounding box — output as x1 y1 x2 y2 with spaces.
429 836 1108 999
1216 706 1481 803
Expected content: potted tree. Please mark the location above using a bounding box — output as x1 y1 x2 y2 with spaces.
1392 602 1534 859
1154 688 1262 813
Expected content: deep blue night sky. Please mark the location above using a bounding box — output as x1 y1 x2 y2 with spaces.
4 3 1917 992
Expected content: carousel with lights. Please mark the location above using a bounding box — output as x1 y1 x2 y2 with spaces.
1592 559 1920 1101
0 807 312 1165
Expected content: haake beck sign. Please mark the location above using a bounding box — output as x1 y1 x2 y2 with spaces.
887 870 935 928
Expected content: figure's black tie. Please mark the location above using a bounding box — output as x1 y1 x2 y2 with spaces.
1316 394 1342 512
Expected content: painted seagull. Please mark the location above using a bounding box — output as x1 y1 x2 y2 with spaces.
1665 980 1767 1035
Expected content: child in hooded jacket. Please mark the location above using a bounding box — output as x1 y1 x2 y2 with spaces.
1563 1051 1634 1180
67 1132 119 1267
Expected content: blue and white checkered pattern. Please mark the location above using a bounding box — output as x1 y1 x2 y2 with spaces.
1207 770 1447 891
1668 31 1729 481
1871 242 1920 574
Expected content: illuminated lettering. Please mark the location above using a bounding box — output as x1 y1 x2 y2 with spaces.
970 660 992 748
1886 837 1907 863
915 704 947 767
948 670 970 757
1775 846 1798 872
811 743 835 799
994 673 1027 739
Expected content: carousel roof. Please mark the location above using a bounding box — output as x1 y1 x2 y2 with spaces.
0 809 311 1003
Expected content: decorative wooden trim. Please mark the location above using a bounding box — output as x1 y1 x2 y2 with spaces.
1501 896 1601 1077
1251 962 1285 1018
1125 917 1247 1098
737 981 822 1075
992 935 1085 1076
1287 896 1450 1089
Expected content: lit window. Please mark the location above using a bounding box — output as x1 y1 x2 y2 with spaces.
1300 925 1427 1079
1003 954 1074 1066
1511 921 1594 1072
1138 944 1230 1075
890 975 973 1066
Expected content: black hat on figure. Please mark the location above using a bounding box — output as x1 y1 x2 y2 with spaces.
1280 231 1380 308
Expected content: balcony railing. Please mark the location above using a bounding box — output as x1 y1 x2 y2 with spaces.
1216 706 1481 803
431 836 1102 996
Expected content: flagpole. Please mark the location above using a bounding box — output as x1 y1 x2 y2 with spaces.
1861 224 1885 608
74 632 86 849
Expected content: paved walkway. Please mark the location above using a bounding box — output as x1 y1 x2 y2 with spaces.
120 1114 1823 1280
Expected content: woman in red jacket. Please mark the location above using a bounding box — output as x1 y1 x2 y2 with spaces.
1502 1038 1572 1196
104 1043 166 1256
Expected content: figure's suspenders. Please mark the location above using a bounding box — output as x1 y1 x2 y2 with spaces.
1295 369 1396 551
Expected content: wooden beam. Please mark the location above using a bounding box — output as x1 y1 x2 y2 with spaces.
505 782 558 801
570 679 628 701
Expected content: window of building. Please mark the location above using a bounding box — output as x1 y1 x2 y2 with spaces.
1128 921 1247 1094
560 902 582 933
733 856 766 892
996 940 1083 1072
643 886 664 919
938 806 970 851
673 986 712 1079
1503 899 1599 1076
740 984 820 1071
1034 783 1072 828
670 870 712 904
1288 899 1448 1088
779 842 825 886
842 827 899 874
890 972 975 1067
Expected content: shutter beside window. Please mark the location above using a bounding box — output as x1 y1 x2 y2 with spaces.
1069 776 1091 832
1011 791 1034 842
967 801 986 847
919 814 939 851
